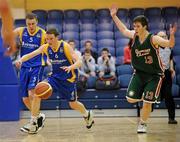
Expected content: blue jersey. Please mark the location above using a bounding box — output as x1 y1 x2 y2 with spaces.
19 27 46 67
43 40 78 83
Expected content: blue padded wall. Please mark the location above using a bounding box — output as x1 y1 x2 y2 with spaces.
0 42 20 121
0 55 18 85
0 85 19 120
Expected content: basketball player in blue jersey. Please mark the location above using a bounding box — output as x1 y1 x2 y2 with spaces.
16 28 94 134
0 0 16 54
14 13 46 131
110 5 176 133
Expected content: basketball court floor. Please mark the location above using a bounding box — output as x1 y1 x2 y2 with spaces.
0 114 179 142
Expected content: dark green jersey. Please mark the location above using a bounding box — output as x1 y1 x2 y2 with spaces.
131 33 164 75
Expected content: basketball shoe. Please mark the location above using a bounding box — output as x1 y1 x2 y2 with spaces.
37 113 46 128
20 118 39 134
137 123 147 133
20 113 45 134
84 110 94 129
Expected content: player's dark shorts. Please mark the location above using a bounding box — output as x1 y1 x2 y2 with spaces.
126 71 163 103
46 74 77 102
20 66 44 97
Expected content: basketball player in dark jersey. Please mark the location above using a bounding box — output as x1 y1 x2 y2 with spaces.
110 5 176 133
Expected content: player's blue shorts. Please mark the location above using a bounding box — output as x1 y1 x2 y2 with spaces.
20 66 44 97
47 74 77 102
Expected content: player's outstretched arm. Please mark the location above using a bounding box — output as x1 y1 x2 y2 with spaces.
152 24 177 48
15 45 45 68
168 24 177 47
110 5 134 39
21 45 45 62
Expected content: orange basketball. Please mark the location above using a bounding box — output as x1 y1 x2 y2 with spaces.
35 82 52 100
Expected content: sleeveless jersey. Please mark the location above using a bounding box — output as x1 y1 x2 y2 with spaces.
43 40 78 83
19 27 46 67
131 33 164 75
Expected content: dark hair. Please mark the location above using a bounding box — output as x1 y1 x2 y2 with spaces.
133 15 149 30
26 13 38 20
101 48 109 53
68 39 75 43
46 28 59 37
84 40 92 46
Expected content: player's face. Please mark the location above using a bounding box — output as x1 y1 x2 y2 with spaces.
133 22 146 36
46 34 58 47
26 18 38 34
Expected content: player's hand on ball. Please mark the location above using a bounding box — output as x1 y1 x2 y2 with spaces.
61 66 72 73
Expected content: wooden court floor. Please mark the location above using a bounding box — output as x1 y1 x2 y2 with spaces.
0 117 179 142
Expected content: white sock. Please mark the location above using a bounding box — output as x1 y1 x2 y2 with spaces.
140 119 146 124
31 116 38 123
38 112 41 117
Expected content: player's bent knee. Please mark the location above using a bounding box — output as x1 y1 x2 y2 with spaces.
127 98 138 103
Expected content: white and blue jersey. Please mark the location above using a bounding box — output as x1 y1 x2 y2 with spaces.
20 27 46 67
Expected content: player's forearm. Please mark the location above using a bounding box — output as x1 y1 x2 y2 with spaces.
20 54 32 62
169 59 174 71
0 0 17 54
0 1 13 36
169 34 175 48
71 59 82 70
0 0 13 26
20 51 40 62
112 15 127 34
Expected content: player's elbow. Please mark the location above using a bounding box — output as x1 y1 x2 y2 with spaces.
122 29 127 36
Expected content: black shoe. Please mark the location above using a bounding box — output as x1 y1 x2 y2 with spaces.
168 119 178 124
